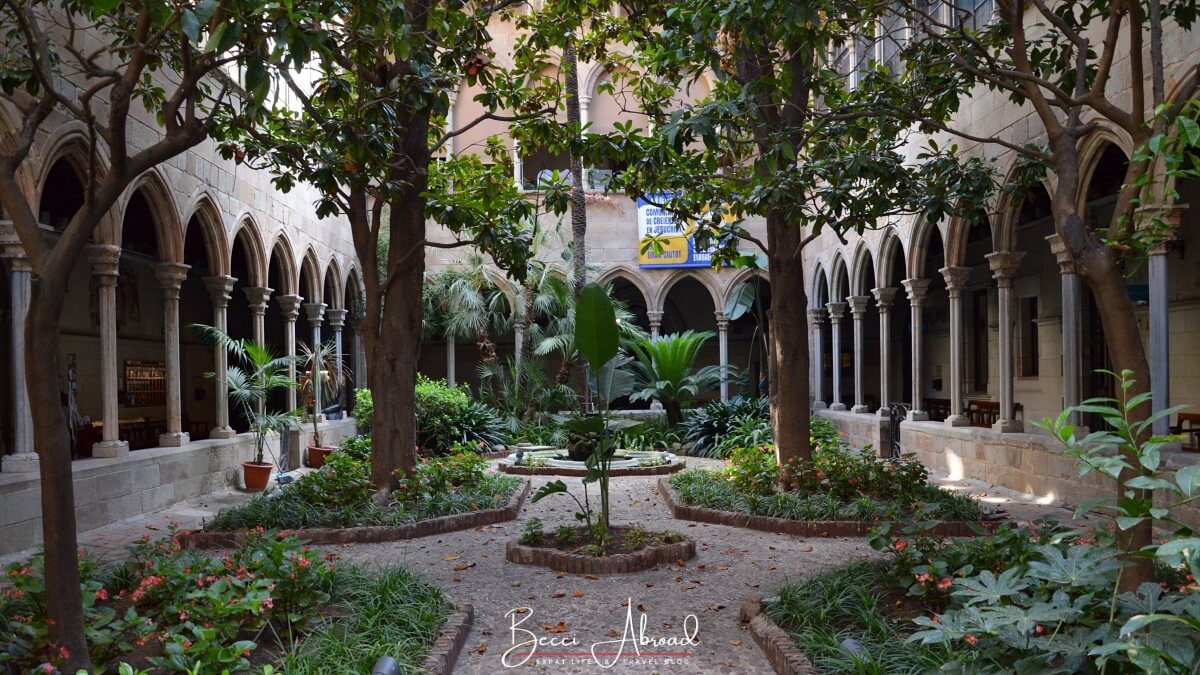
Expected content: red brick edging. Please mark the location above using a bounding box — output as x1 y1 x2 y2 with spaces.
657 478 993 538
740 596 816 675
420 599 474 674
500 460 685 477
505 539 696 574
180 481 531 549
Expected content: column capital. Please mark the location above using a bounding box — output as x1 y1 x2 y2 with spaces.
243 286 274 312
303 301 327 326
871 286 898 309
939 266 971 294
646 310 664 325
846 295 872 317
1044 234 1078 274
825 301 847 322
901 278 932 305
0 223 31 272
203 275 237 307
1136 203 1188 228
807 307 827 322
986 251 1025 287
326 307 348 329
277 293 303 320
87 244 122 279
155 262 190 290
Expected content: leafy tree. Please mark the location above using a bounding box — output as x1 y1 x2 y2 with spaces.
589 0 993 469
0 1 279 666
231 0 568 490
891 0 1200 589
629 331 722 427
425 255 513 365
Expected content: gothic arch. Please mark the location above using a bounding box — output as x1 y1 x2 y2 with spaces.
267 233 299 296
906 214 946 280
722 266 769 309
828 252 849 302
116 168 183 262
848 241 875 297
229 215 268 287
1076 128 1134 211
300 246 323 302
596 264 652 303
652 269 722 313
181 193 230 276
324 257 345 308
876 226 905 287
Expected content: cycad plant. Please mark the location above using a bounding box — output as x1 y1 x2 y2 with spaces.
297 339 348 448
193 325 302 466
630 330 722 427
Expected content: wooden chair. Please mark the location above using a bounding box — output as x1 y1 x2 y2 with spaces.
1173 413 1200 451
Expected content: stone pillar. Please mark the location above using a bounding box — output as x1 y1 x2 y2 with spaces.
580 95 592 189
826 302 847 410
940 267 971 427
647 310 663 339
1046 234 1081 424
89 245 130 457
808 308 827 409
716 311 730 402
512 139 523 190
205 275 238 439
847 296 871 413
1 229 36 471
243 286 273 345
276 295 302 412
514 320 524 370
445 333 457 385
1144 207 1186 435
987 251 1025 433
156 263 191 447
872 287 898 417
327 308 347 411
304 302 327 418
902 278 931 421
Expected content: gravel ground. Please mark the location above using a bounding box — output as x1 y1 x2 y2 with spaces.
326 458 878 674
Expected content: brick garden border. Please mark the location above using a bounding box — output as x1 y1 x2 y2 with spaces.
420 598 474 674
658 478 995 538
739 596 816 675
499 460 686 477
506 538 695 574
179 481 531 549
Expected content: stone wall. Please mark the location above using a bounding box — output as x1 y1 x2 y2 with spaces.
0 418 355 557
817 409 892 457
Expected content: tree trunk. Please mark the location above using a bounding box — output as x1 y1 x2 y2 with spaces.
27 274 91 671
664 401 683 428
564 41 587 295
766 214 812 472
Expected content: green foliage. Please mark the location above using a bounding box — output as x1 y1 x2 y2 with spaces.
298 339 347 447
284 566 449 675
575 283 619 368
291 453 375 511
396 450 489 503
339 434 373 462
554 525 577 546
478 356 576 436
414 375 472 452
532 479 595 531
458 400 505 449
681 396 770 457
767 561 952 674
714 415 773 458
726 445 779 497
520 517 545 546
629 331 722 427
624 526 648 551
352 389 374 428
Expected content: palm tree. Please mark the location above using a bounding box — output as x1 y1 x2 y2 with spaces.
193 324 302 467
629 330 722 427
297 338 349 448
426 255 512 365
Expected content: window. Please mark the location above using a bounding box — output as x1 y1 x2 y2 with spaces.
1019 296 1039 377
970 289 989 391
879 10 907 72
853 34 874 87
954 0 994 31
832 41 851 81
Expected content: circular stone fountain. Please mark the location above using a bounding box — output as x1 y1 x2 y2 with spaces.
499 445 685 476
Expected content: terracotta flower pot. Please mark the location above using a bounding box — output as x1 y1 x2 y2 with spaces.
243 462 273 492
307 446 334 468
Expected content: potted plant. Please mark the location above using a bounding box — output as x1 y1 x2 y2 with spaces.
194 325 302 491
298 339 346 468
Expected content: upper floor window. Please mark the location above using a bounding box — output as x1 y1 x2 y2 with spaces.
878 7 907 72
832 41 851 81
955 0 994 31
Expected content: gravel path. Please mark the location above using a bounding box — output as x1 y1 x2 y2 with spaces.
328 458 878 674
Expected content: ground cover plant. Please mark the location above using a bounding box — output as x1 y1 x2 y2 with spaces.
668 438 983 523
681 397 771 458
0 529 448 674
206 449 521 531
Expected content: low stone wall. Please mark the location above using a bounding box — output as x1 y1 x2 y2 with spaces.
740 596 816 675
0 419 355 557
899 421 1200 528
499 461 685 477
816 409 890 457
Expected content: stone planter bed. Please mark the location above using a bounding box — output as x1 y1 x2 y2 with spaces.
740 596 817 675
180 481 530 549
420 599 474 674
658 478 995 538
499 460 685 477
506 536 696 574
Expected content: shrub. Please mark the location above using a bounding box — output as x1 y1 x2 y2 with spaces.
554 525 577 546
520 518 545 546
339 434 372 461
681 397 769 457
726 445 779 497
458 400 504 449
292 452 375 511
396 449 488 503
624 526 647 551
714 415 774 457
353 388 374 428
414 375 471 452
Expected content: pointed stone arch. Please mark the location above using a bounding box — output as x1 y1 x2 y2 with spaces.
300 246 323 302
323 257 345 308
117 168 183 262
876 226 906 287
267 233 299 296
181 193 230 276
229 215 268 287
848 241 876 297
652 269 722 314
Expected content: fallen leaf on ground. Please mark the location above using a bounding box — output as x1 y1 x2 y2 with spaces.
541 622 569 633
637 604 647 612
745 581 760 588
470 643 487 654
730 640 742 646
584 574 599 580
442 554 461 561
606 629 621 638
573 591 584 598
453 563 476 571
552 591 566 598
708 604 724 611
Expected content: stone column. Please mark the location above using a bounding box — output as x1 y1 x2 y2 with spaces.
89 245 130 457
902 278 931 421
327 308 347 412
445 334 457 385
243 286 273 345
872 287 898 417
1046 234 1081 425
277 295 303 411
808 308 827 409
304 302 327 418
847 296 872 413
1 228 36 471
205 275 237 439
716 311 730 402
647 310 663 339
826 302 847 410
512 139 523 190
513 320 524 370
940 267 971 427
579 95 592 190
1145 207 1185 435
156 263 191 447
987 251 1025 433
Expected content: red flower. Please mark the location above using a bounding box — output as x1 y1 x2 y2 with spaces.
964 635 978 645
1035 625 1045 635
937 577 952 591
94 588 109 601
58 646 70 659
894 540 908 553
